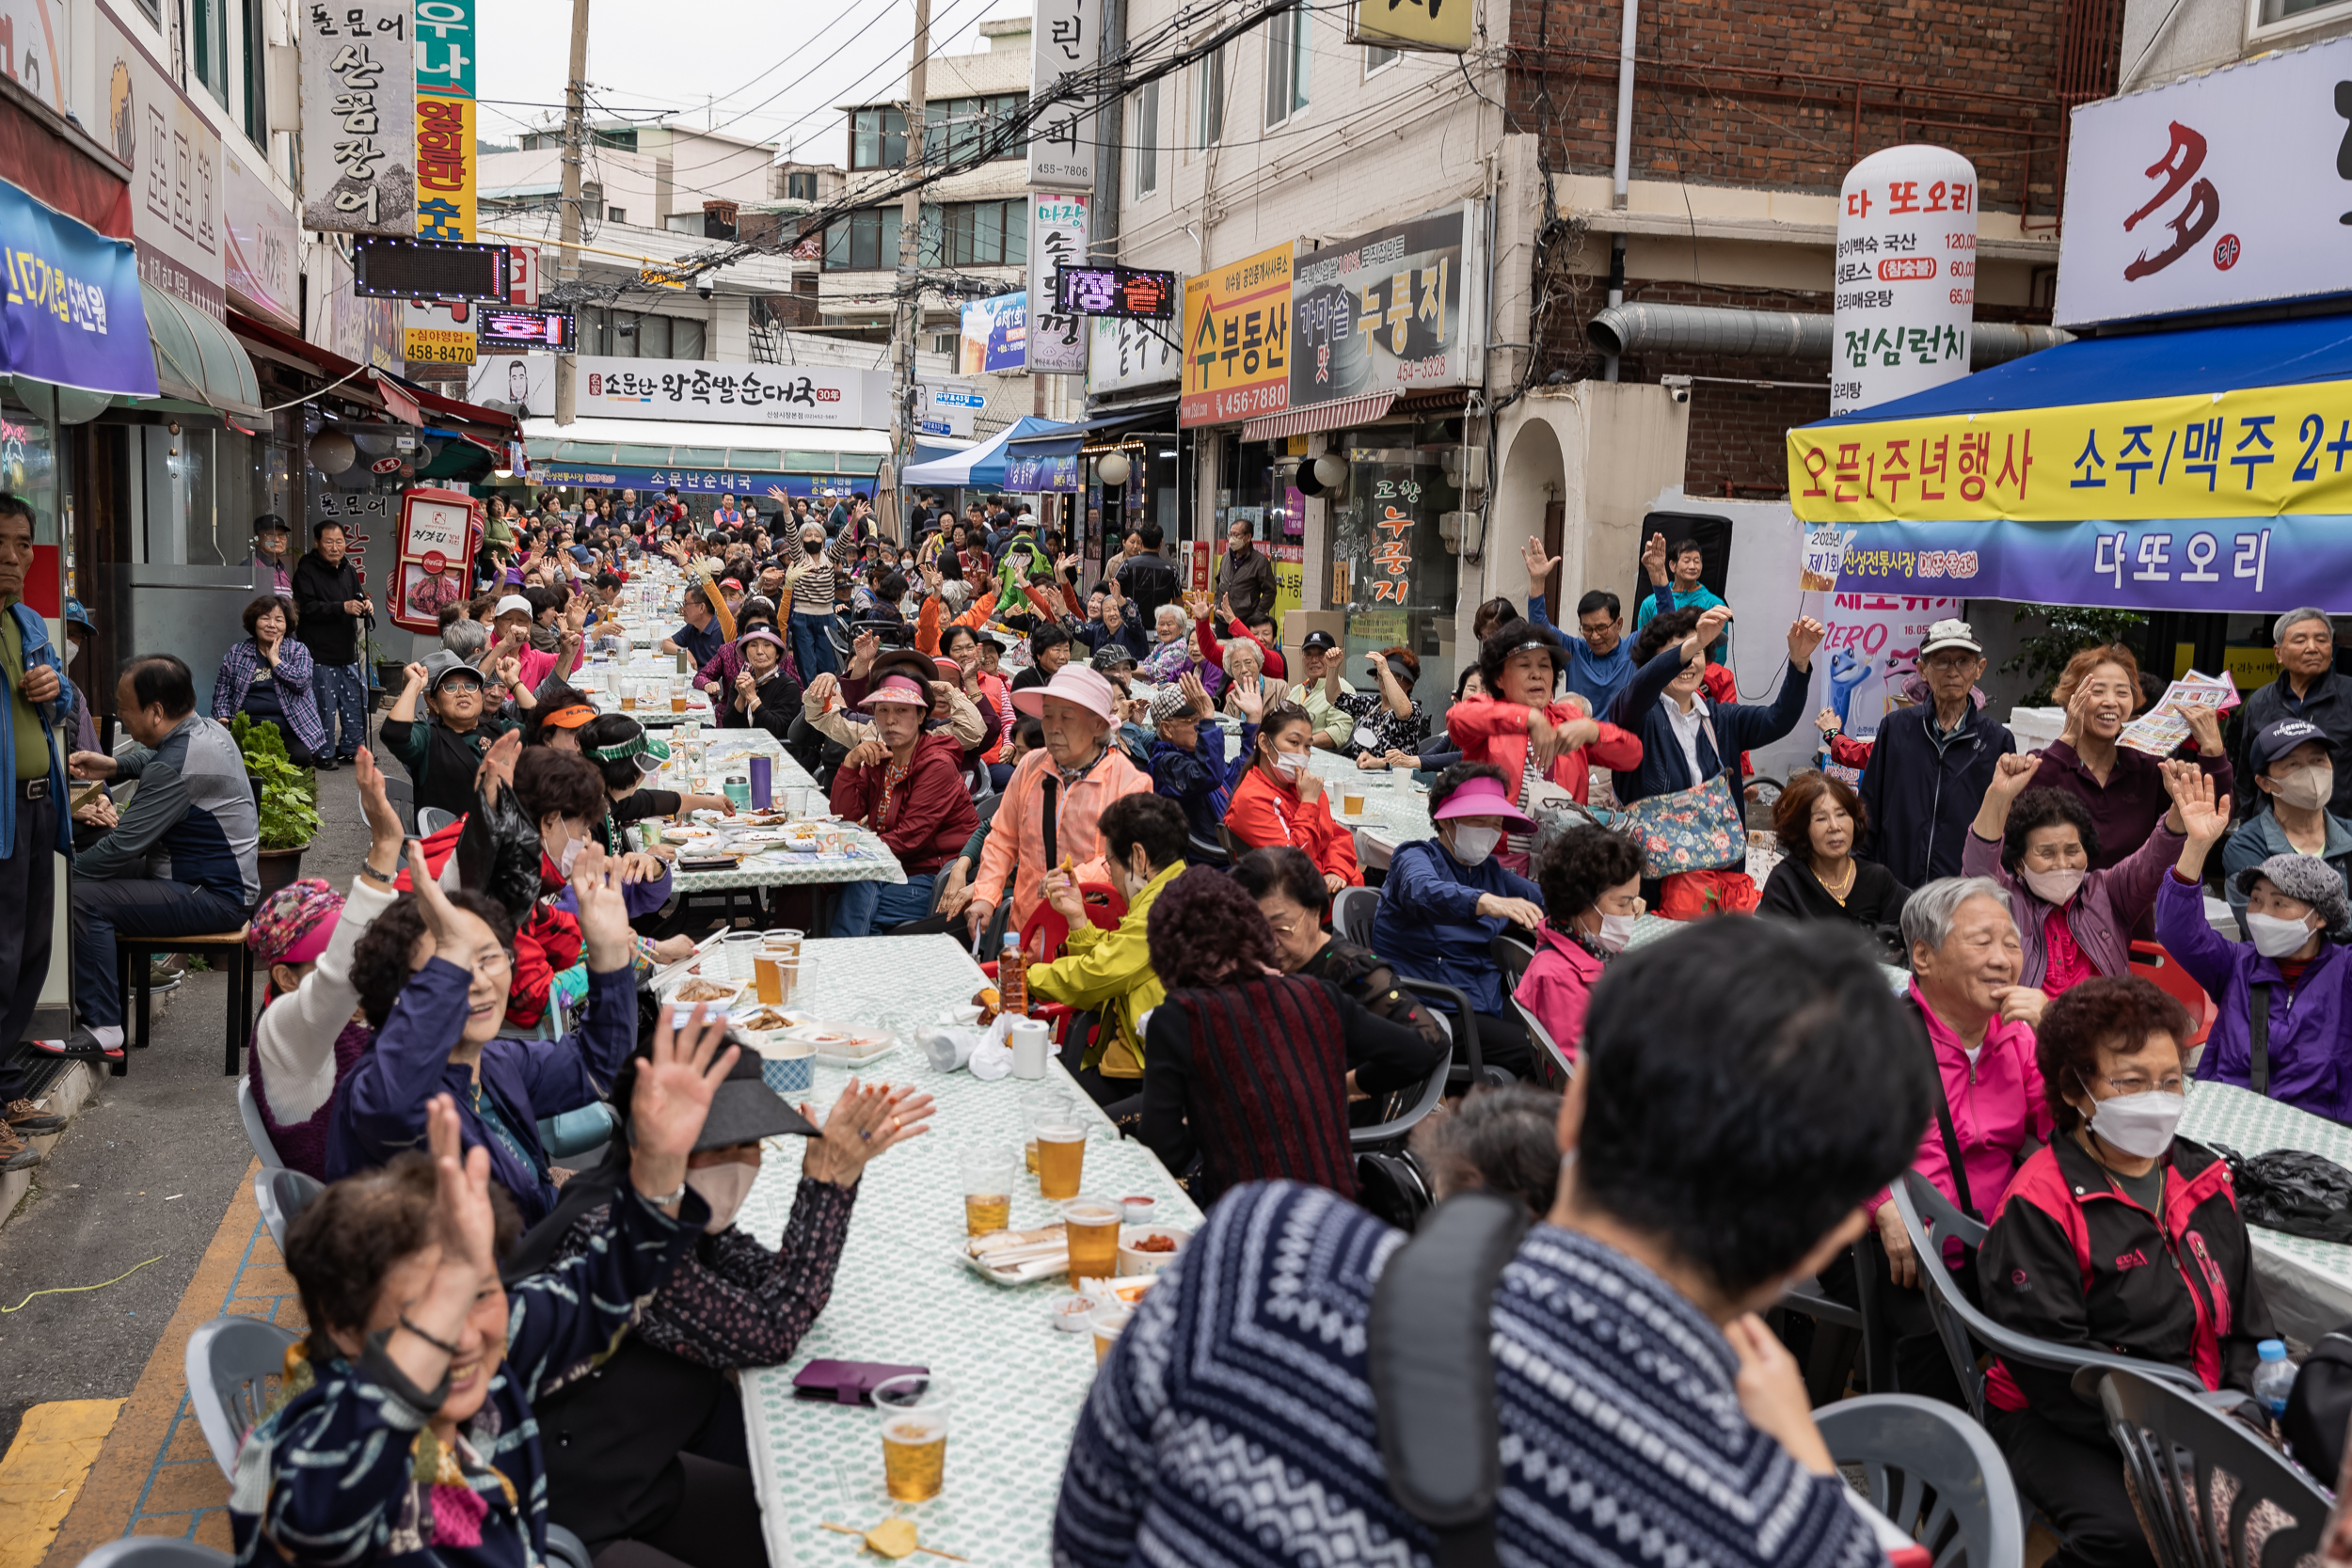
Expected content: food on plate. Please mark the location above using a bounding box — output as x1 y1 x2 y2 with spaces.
1131 1233 1179 1254
973 986 1001 1025
672 978 739 1003
733 1006 787 1032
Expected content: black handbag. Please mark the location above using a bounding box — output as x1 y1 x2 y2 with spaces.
2215 1145 2352 1243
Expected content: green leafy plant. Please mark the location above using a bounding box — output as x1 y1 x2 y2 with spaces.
2003 606 2147 706
230 713 321 850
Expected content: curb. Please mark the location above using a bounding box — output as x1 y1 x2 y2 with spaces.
0 1063 99 1233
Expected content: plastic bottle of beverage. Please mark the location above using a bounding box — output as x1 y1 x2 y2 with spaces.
997 932 1027 1018
2254 1339 2296 1419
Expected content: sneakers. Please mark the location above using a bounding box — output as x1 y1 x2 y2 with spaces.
29 1029 124 1065
4 1098 65 1134
0 1123 41 1172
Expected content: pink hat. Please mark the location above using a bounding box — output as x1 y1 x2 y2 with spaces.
1432 773 1535 830
247 879 343 969
859 674 930 710
1010 664 1119 726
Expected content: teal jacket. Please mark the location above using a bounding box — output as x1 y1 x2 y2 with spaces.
1 602 71 856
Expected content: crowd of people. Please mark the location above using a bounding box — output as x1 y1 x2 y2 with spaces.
10 477 2352 1568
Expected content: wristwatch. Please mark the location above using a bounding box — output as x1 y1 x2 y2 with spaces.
359 860 397 887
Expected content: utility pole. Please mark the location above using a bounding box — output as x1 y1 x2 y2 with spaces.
885 0 930 540
553 0 591 426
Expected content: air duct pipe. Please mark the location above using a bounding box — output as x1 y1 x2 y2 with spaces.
1585 303 2072 368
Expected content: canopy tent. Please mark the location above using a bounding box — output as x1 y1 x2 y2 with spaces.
1785 312 2352 614
902 416 1079 490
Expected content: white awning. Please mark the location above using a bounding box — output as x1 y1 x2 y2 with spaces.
522 417 891 453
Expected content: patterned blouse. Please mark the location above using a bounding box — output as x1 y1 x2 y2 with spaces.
1335 689 1429 757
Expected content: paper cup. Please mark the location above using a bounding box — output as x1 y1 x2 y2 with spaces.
755 1038 815 1095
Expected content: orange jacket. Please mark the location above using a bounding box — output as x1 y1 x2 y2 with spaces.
1444 696 1643 803
1225 765 1362 886
914 588 1001 657
974 743 1154 927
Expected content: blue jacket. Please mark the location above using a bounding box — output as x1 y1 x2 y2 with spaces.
0 601 70 855
1369 838 1543 1015
1856 702 2017 888
1152 719 1255 842
1604 644 1810 804
1530 593 1634 716
326 958 637 1224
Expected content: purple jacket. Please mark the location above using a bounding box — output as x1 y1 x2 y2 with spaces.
1963 819 2183 990
212 638 330 757
2157 870 2352 1120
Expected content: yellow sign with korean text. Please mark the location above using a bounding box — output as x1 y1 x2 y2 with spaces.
1181 242 1292 428
1787 382 2352 524
414 0 477 241
1350 0 1474 54
404 325 475 365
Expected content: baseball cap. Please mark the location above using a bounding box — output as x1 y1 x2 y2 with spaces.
422 651 485 693
493 594 534 619
1298 629 1339 653
2252 718 2330 775
1919 619 1983 657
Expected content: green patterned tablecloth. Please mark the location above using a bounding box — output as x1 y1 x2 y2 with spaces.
2179 1079 2352 1343
732 934 1200 1568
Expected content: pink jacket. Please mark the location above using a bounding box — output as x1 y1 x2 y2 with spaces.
1515 926 1604 1060
1873 979 2053 1222
974 744 1153 928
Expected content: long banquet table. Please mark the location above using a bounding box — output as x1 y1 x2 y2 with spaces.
2178 1079 2352 1344
730 933 1202 1567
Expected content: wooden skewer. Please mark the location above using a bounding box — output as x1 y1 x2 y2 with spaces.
815 1522 968 1562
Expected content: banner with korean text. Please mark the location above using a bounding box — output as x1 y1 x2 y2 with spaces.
0 176 158 396
299 0 416 233
1180 242 1291 427
414 0 476 242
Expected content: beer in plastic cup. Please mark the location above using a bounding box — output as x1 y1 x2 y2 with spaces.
1036 1121 1088 1200
1022 1087 1070 1177
873 1375 950 1502
754 953 786 1006
1062 1196 1122 1281
1342 792 1364 816
1090 1301 1134 1366
961 1148 1015 1237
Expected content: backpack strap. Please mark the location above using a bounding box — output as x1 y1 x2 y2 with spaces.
2251 982 2274 1098
1905 995 1979 1222
1369 1192 1532 1568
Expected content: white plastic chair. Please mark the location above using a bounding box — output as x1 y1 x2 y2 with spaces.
183 1315 302 1479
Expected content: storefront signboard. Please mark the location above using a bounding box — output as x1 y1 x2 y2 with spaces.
387 486 479 633
414 0 476 242
0 175 156 396
221 148 299 327
1025 193 1089 374
0 0 66 115
298 0 417 234
1290 204 1478 411
1180 242 1290 427
574 359 890 428
93 2 225 318
961 293 1026 374
1004 450 1080 491
1831 144 1976 416
1089 311 1181 394
1026 0 1095 193
2057 35 2352 328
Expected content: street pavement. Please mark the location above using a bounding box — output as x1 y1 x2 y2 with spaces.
0 721 378 1460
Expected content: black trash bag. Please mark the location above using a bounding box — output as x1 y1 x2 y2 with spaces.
453 779 546 921
2216 1145 2352 1243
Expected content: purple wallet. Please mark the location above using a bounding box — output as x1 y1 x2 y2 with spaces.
792 1359 930 1405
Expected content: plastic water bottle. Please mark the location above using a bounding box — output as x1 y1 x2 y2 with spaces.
997 932 1027 1018
2254 1339 2296 1419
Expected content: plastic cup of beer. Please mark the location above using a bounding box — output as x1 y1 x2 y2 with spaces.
1022 1087 1069 1177
1342 791 1364 816
1089 1300 1134 1366
753 951 787 1006
873 1374 951 1503
961 1147 1015 1237
618 681 637 711
670 686 689 713
762 928 804 958
1062 1196 1122 1282
1036 1115 1088 1199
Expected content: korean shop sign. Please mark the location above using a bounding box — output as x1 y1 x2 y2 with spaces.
575 358 890 429
1350 0 1473 54
1025 194 1089 374
1291 203 1478 411
1180 242 1291 428
300 0 417 234
1831 145 1976 416
414 0 476 242
93 2 226 318
2057 34 2352 328
1027 0 1096 193
0 175 158 398
1796 518 2321 615
1786 380 2352 525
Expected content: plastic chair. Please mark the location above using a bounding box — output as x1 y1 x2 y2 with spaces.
1894 1171 2205 1423
1331 884 1380 948
365 775 417 836
977 888 1125 1047
1185 832 1232 869
70 1542 233 1568
1348 983 1462 1154
1490 932 1573 1085
545 1525 595 1568
255 1167 324 1254
418 805 458 836
236 1076 285 1171
184 1315 303 1479
1816 1393 2027 1568
2130 941 2217 1049
2101 1367 2332 1568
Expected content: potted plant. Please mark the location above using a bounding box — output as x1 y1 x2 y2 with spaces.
230 713 322 899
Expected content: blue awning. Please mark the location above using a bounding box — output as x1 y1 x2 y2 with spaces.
904 417 1079 486
1814 313 2352 427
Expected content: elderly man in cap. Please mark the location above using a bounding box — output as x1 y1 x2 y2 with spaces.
488 591 585 692
2162 768 2352 1121
2223 717 2352 931
2233 608 2352 820
1858 617 2017 887
1290 628 1358 751
969 663 1152 949
249 513 296 597
828 664 980 937
383 650 520 822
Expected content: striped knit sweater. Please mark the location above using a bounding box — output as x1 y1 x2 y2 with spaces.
1054 1181 1885 1568
1155 976 1355 1205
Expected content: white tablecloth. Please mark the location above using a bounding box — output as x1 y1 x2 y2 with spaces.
733 934 1200 1568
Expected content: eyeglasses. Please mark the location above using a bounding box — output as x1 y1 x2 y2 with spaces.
2094 1069 2188 1097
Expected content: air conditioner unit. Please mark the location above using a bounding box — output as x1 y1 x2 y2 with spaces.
1438 511 1475 555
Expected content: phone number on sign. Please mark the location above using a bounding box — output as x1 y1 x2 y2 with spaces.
406 341 477 364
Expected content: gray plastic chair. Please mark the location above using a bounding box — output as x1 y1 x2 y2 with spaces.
183 1315 303 1479
1894 1171 2205 1422
1817 1393 2026 1568
2100 1368 2333 1568
417 805 458 836
1330 884 1380 948
545 1524 594 1568
255 1167 324 1255
72 1541 233 1568
236 1076 284 1171
1490 932 1573 1084
362 775 417 836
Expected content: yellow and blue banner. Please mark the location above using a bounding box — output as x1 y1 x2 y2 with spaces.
414 0 476 243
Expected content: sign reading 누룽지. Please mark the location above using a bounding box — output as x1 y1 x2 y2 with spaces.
299 0 416 234
1089 312 1182 395
2058 36 2352 329
1290 204 1481 411
575 359 892 428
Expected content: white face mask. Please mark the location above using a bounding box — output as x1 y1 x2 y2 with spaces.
2247 911 2319 958
2022 865 2085 908
683 1159 757 1233
556 830 587 879
2085 1090 2185 1161
1448 824 1501 866
1271 750 1306 778
2272 766 2334 813
1594 912 1636 954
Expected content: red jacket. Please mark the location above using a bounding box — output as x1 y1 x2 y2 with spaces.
830 731 980 876
1444 696 1642 804
1979 1132 2272 1441
1226 765 1360 886
394 821 580 1030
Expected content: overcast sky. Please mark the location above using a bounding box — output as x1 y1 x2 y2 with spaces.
473 0 1028 167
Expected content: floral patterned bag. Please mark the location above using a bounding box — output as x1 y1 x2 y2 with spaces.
1621 710 1746 876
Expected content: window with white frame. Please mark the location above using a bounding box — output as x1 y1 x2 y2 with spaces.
1265 3 1310 127
1199 47 1227 148
1134 79 1159 196
1365 42 1400 72
2254 0 2352 26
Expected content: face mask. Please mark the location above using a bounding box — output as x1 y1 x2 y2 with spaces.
2022 865 2085 907
2085 1090 2185 1161
1449 824 1502 866
684 1159 757 1234
2273 766 2335 813
804 538 824 554
2247 911 2319 958
556 831 586 879
1271 751 1305 779
1594 912 1636 954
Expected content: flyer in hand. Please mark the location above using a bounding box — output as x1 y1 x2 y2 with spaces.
2118 669 2238 756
